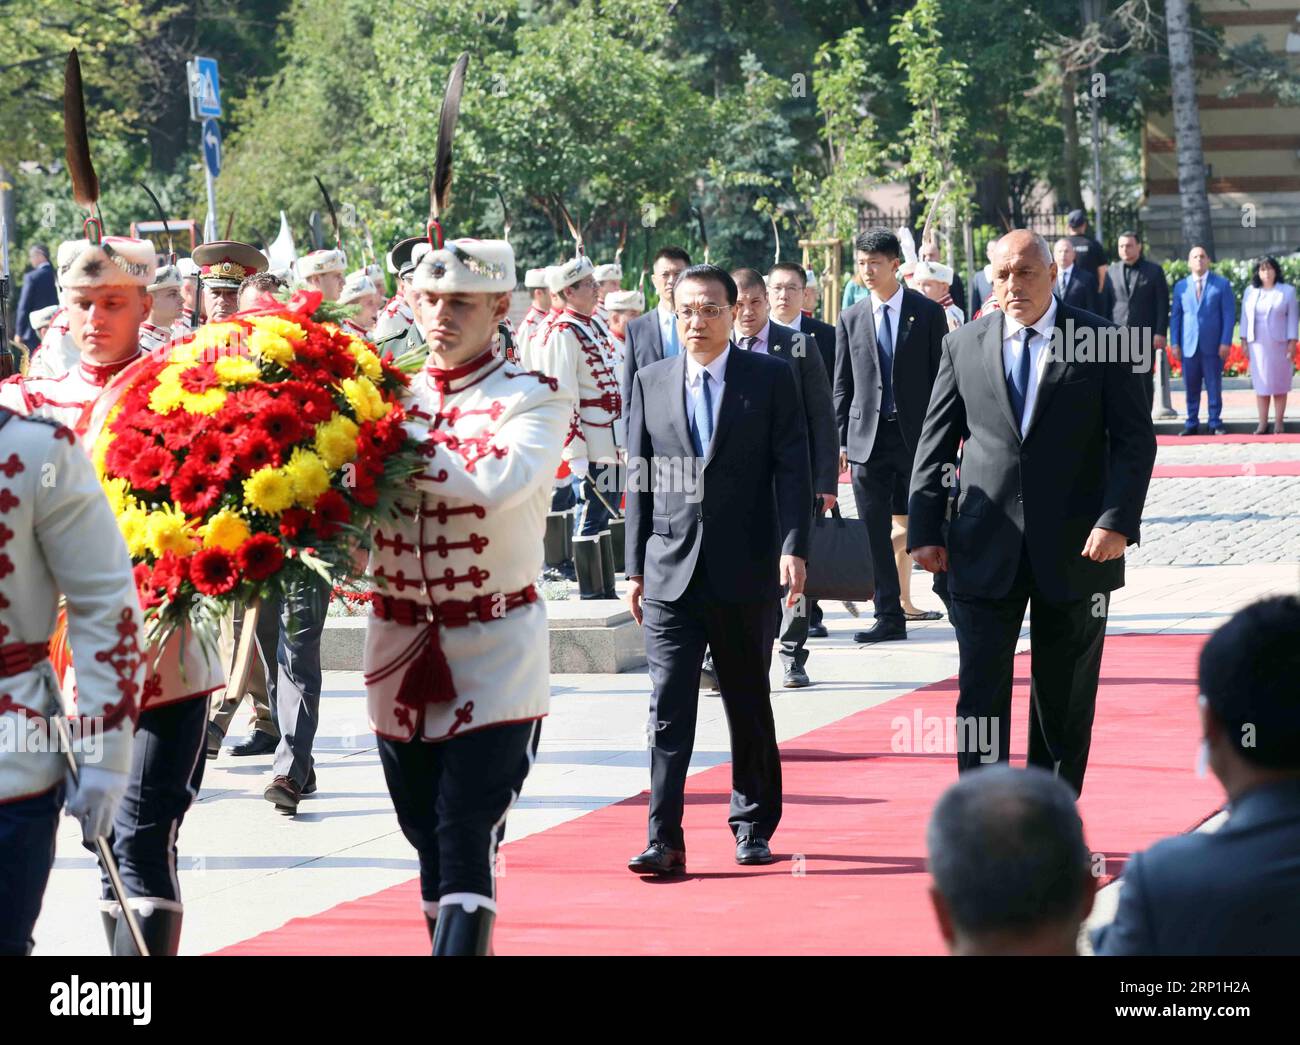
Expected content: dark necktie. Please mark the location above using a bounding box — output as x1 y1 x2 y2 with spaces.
1007 326 1035 428
741 335 757 351
877 304 895 415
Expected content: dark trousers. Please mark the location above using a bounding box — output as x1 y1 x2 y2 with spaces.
577 462 615 537
850 418 913 623
0 784 63 955
256 577 330 789
1181 348 1224 427
642 568 782 850
377 719 541 902
89 696 209 903
947 545 1108 795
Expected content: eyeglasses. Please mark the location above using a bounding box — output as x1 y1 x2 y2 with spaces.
768 283 803 294
675 304 728 321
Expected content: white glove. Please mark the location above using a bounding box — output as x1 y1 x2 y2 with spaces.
570 456 590 479
65 765 129 844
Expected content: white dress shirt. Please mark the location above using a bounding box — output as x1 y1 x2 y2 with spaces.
658 304 679 356
734 319 772 354
684 345 729 451
870 283 905 347
1001 295 1058 438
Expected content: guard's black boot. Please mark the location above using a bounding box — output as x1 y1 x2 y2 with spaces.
543 511 568 568
573 535 604 600
113 901 183 956
431 901 495 956
598 530 617 599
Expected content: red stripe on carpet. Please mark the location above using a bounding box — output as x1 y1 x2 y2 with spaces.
1156 434 1300 445
214 633 1220 956
1152 462 1300 478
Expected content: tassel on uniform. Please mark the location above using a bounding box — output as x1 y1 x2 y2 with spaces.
393 623 458 727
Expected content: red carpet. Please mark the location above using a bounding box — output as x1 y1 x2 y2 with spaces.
216 633 1220 956
1152 461 1300 478
1155 434 1299 445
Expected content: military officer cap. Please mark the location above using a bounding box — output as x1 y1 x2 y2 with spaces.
605 289 645 312
593 262 623 283
410 239 515 295
192 241 269 290
387 235 428 277
149 264 182 293
524 267 550 289
58 236 157 289
339 269 377 305
299 248 348 279
547 255 595 294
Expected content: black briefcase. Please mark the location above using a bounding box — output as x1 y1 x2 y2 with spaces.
804 505 874 601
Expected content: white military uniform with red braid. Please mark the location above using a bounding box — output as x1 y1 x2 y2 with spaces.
543 306 622 464
136 321 171 355
516 304 548 364
27 308 79 380
0 408 143 804
364 346 569 741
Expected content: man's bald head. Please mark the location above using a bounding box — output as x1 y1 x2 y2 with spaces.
991 230 1057 325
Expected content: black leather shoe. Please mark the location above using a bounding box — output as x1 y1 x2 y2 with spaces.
853 620 907 643
1178 425 1199 436
783 665 811 688
232 730 279 756
736 836 774 865
699 657 719 691
628 842 686 876
806 623 829 638
264 775 301 814
301 768 317 796
205 722 223 760
1209 424 1228 435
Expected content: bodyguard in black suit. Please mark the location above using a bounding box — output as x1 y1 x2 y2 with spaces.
834 228 947 642
1051 238 1100 314
625 265 812 875
732 268 838 688
1095 596 1300 955
1111 230 1169 412
619 246 691 408
15 245 58 352
909 230 1156 794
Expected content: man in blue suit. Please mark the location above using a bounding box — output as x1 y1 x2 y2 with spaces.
15 244 58 352
1169 245 1236 435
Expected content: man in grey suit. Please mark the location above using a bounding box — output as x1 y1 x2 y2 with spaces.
620 246 691 407
624 264 812 875
834 228 948 643
1095 595 1300 956
732 267 838 688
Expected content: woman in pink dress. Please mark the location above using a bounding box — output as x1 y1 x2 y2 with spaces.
1242 257 1298 434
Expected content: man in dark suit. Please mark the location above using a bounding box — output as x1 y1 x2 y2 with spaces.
1095 595 1300 956
1052 238 1099 313
625 264 812 875
15 244 58 352
1110 230 1168 413
970 241 996 316
620 246 691 408
834 228 947 643
908 230 1156 794
732 268 838 688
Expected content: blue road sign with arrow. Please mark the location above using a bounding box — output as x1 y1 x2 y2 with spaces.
202 119 222 178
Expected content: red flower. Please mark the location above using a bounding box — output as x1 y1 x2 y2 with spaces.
125 445 177 491
276 380 336 423
171 460 227 515
278 508 311 540
312 489 351 537
179 362 221 394
257 401 307 446
236 532 285 581
188 432 236 479
105 430 151 477
151 552 190 601
234 430 283 472
190 548 239 595
134 563 161 609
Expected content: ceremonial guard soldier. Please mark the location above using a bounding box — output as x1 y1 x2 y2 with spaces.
372 236 430 354
592 261 622 326
138 263 183 355
364 236 569 955
297 247 348 301
0 406 144 955
338 269 380 338
25 240 83 380
192 241 268 324
0 234 225 955
539 255 622 597
516 268 552 364
174 257 201 335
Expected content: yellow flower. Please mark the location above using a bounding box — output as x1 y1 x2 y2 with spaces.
248 328 296 367
202 509 251 551
283 448 331 508
313 413 359 470
148 381 185 415
103 476 133 515
117 504 152 559
340 377 390 422
145 504 199 558
243 467 296 516
348 339 382 380
213 355 262 386
251 316 306 344
178 387 228 415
